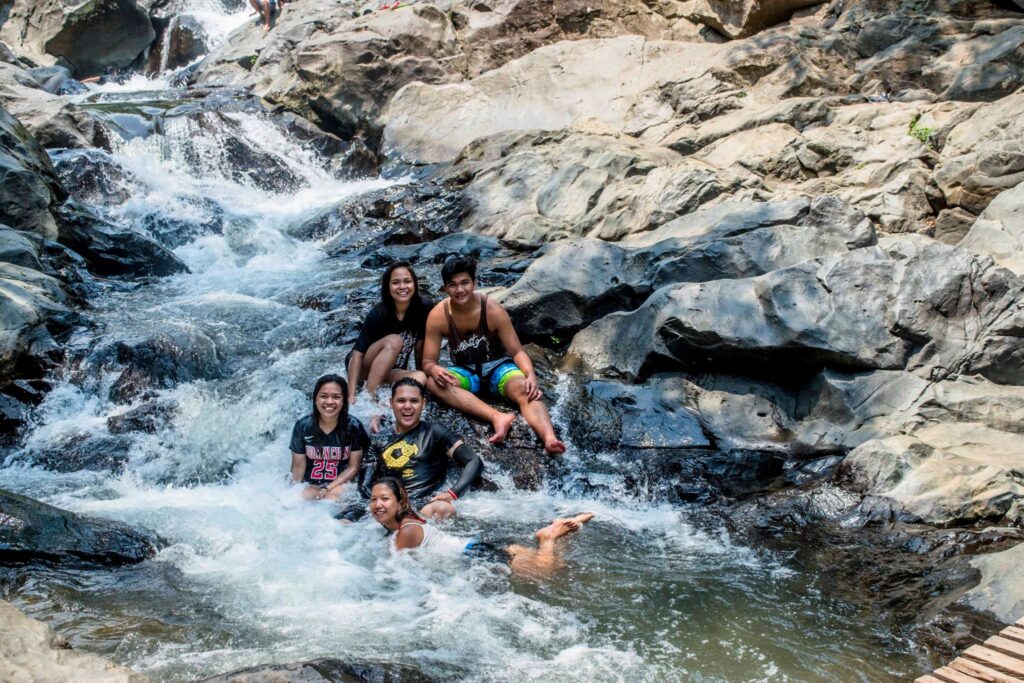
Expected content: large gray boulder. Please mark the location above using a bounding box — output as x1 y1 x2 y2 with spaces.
0 0 156 77
0 260 70 377
964 542 1024 624
448 128 748 245
958 181 1024 277
194 3 462 138
935 92 1024 216
0 60 111 149
499 195 875 341
568 236 1024 383
0 105 64 239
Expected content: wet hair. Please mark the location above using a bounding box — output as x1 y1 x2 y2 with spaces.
371 477 423 528
441 256 477 285
380 261 424 318
391 376 426 399
311 373 349 447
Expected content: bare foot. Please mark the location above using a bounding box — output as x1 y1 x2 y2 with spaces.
544 437 566 455
488 411 516 445
535 513 594 543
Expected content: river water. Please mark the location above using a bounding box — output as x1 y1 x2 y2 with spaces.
0 3 923 681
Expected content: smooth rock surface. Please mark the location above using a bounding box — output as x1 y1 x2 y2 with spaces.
958 181 1024 276
964 542 1024 624
383 36 724 163
569 236 1024 382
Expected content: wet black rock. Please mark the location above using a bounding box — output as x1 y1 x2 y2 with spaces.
90 325 222 403
145 14 210 76
138 198 225 249
0 380 50 446
55 201 188 278
293 181 461 256
199 658 436 683
0 104 65 238
107 399 175 435
20 432 132 473
51 149 134 207
360 233 501 269
277 112 379 180
0 488 161 567
566 378 711 451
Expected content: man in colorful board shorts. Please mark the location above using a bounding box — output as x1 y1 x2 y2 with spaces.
421 256 566 454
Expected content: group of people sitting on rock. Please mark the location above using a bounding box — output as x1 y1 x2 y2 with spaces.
287 256 588 575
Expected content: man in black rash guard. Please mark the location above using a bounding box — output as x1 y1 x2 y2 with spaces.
341 377 483 522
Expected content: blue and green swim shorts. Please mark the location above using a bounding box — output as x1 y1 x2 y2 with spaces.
448 357 524 399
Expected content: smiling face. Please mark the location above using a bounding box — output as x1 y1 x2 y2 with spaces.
443 271 475 306
369 483 401 527
388 267 415 306
390 384 424 432
315 381 344 423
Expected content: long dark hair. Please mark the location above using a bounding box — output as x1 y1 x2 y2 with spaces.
372 477 423 531
311 373 349 447
380 261 424 319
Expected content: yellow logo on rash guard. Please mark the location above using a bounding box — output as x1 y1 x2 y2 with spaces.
382 440 418 469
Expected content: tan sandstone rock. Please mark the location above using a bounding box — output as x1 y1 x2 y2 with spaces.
383 36 724 163
0 600 148 683
959 181 1024 277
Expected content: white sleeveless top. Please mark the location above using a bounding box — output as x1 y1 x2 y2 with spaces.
390 520 468 556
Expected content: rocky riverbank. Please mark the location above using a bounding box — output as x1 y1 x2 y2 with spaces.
2 0 1024 679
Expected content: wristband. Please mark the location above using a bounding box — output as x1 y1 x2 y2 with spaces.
447 488 458 501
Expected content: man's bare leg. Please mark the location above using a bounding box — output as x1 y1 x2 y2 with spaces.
425 377 516 444
508 513 594 576
504 379 565 454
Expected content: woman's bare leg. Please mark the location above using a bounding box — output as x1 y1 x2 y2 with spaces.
508 513 593 576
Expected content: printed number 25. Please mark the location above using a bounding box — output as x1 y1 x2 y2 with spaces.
310 460 338 480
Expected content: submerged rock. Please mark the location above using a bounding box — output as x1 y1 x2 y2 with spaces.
89 324 223 403
200 658 435 683
55 202 188 278
0 488 160 566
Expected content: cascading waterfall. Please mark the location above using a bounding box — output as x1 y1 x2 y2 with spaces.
158 15 180 75
0 2 925 681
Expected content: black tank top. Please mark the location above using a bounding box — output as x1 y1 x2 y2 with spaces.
445 293 504 374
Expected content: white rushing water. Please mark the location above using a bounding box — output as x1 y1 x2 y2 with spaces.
0 2 920 681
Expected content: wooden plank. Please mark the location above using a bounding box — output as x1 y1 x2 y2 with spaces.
1017 617 1024 629
987 636 1024 660
949 657 1024 683
918 675 955 683
963 646 1024 677
937 663 993 682
1002 627 1024 645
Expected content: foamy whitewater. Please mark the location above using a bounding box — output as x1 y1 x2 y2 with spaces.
0 2 920 681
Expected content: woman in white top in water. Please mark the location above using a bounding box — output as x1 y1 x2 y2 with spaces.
368 477 593 576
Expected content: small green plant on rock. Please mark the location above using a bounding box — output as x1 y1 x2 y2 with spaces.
908 113 935 148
